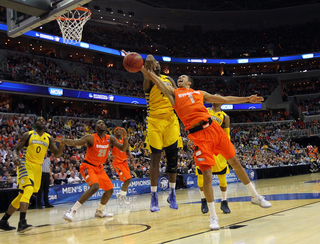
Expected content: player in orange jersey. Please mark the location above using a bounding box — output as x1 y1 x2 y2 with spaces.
61 120 128 222
112 127 132 205
141 67 272 230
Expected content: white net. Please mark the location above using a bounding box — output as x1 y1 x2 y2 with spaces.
56 7 91 44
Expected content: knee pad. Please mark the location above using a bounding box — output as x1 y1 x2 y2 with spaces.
197 174 204 188
217 174 227 188
20 186 34 203
165 148 179 174
11 193 23 209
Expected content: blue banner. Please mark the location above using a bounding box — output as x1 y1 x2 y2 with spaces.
48 176 169 205
182 169 257 188
47 170 257 204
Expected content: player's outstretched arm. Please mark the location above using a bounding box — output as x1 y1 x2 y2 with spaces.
49 137 65 158
202 92 264 104
141 66 175 106
110 128 128 152
13 132 30 166
61 135 94 147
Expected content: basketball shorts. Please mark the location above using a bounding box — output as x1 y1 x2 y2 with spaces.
188 122 236 172
145 114 181 152
80 163 113 191
113 160 132 182
17 161 42 193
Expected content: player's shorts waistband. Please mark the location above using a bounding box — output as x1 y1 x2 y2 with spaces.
188 118 212 134
82 160 101 167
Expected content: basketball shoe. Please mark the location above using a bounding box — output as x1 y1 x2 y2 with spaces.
209 216 220 230
17 219 32 233
63 209 76 222
251 195 272 208
220 200 231 214
201 198 209 214
150 192 160 212
95 210 113 218
167 189 178 210
0 219 16 231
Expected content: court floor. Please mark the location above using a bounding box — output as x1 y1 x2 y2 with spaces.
1 173 320 244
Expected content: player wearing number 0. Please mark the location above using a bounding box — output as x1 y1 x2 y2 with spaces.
62 120 128 222
140 67 272 230
0 117 64 233
195 103 231 214
112 127 132 205
123 50 182 212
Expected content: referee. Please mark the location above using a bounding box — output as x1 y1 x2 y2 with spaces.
37 152 54 208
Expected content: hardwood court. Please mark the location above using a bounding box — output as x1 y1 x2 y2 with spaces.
1 173 320 244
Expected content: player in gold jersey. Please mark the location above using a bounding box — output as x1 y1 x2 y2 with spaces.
0 117 64 233
143 54 182 212
188 103 231 214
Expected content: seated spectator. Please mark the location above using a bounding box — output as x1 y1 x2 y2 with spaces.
67 171 81 184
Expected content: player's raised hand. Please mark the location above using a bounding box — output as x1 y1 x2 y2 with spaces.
119 128 128 139
121 50 129 56
248 95 264 103
145 54 157 71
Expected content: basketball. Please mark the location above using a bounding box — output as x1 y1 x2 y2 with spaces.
123 52 143 73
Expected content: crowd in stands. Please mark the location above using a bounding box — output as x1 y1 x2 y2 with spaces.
41 21 320 59
297 96 320 116
0 112 319 190
3 54 144 97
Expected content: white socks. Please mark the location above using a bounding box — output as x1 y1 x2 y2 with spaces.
208 201 217 218
98 203 106 211
71 201 82 211
245 182 259 197
169 182 176 189
120 190 127 196
200 190 205 199
221 191 227 201
151 186 157 192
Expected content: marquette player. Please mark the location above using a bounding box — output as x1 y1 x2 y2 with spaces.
140 67 272 230
122 50 182 212
112 127 132 205
196 103 231 214
0 117 64 233
62 121 128 222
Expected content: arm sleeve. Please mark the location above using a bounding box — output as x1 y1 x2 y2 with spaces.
223 127 231 140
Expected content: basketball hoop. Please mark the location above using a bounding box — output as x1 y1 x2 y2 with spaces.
56 7 91 44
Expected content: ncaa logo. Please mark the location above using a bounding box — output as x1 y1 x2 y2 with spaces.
48 88 63 96
158 177 169 190
249 170 255 180
109 95 114 101
186 176 194 187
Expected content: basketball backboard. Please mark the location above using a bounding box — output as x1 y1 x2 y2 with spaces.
4 0 92 38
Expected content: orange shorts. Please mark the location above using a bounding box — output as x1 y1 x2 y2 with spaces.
113 160 132 182
188 122 236 172
80 162 113 191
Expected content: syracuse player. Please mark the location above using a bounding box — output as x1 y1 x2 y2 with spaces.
141 67 271 230
112 127 132 205
196 102 232 214
62 120 128 222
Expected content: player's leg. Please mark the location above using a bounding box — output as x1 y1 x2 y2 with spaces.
217 130 271 208
217 174 230 214
227 156 271 207
202 167 219 230
0 197 19 231
95 166 114 218
114 163 132 205
196 166 208 214
63 164 100 222
16 162 40 232
164 143 179 209
163 115 181 210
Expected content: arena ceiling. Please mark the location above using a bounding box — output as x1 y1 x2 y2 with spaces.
135 0 320 11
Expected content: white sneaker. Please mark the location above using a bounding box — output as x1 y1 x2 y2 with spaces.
209 216 220 230
95 210 114 218
251 195 272 208
119 195 130 205
63 209 76 222
116 193 123 205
